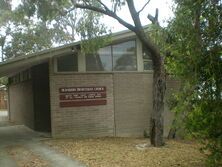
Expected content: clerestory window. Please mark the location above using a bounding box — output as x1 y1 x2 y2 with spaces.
86 40 137 71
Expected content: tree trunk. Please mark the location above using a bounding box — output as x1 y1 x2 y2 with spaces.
134 30 166 147
150 62 166 146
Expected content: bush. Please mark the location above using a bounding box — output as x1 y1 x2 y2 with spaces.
186 100 222 166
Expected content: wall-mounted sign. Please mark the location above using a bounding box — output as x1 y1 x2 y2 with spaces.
60 92 106 100
59 86 107 107
59 87 106 93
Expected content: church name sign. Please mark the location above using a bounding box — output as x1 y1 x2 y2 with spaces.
59 86 107 107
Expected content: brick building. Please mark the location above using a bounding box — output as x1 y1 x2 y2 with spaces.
0 30 179 138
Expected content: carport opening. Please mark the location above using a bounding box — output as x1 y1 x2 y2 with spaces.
32 62 51 132
7 62 51 133
0 85 8 123
0 110 8 123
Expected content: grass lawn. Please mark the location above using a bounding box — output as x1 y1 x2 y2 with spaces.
45 138 206 167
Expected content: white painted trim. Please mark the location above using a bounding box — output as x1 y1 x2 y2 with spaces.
78 52 86 72
53 71 153 75
136 37 143 72
53 57 58 73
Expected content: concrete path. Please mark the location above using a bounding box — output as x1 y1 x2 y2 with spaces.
26 143 85 167
0 110 8 116
0 124 86 167
0 111 8 122
0 150 17 167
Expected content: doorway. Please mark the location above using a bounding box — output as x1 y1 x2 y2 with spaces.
32 62 51 132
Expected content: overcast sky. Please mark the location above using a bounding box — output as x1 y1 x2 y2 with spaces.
102 0 174 32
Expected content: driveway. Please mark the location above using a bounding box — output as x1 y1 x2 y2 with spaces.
0 124 86 167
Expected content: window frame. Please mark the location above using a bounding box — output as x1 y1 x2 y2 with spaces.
142 45 153 72
85 45 113 72
55 53 79 73
85 39 138 72
53 38 152 74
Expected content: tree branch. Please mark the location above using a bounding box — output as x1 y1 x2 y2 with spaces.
126 0 142 28
113 2 118 13
138 0 151 14
64 7 75 15
96 0 109 11
73 3 136 32
148 8 159 25
126 0 161 66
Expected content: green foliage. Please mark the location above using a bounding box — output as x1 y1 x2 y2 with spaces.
0 0 11 11
76 10 111 54
0 77 7 85
4 22 54 58
0 1 56 60
167 0 222 166
147 24 168 56
187 100 222 166
18 0 72 21
0 1 105 60
1 0 111 58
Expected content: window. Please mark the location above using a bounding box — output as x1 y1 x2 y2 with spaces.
143 46 153 70
57 54 78 72
86 46 112 71
86 40 137 71
113 41 137 71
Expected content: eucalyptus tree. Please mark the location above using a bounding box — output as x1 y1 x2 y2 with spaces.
167 0 222 165
0 1 53 60
0 0 13 61
3 21 55 58
0 0 76 61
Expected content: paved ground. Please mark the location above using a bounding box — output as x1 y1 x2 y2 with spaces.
0 110 8 116
0 119 86 167
0 111 8 122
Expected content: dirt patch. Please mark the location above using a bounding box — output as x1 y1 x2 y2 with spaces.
6 145 49 167
45 138 206 167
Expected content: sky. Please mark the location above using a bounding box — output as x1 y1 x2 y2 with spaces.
102 0 174 32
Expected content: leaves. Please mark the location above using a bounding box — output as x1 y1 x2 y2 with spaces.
167 0 222 166
45 138 205 167
0 0 112 60
4 22 54 58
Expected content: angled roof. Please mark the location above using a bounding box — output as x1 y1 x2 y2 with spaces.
0 28 138 77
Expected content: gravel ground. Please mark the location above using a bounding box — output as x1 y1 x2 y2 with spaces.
45 138 206 167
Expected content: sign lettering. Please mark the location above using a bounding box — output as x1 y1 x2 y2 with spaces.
59 86 107 107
